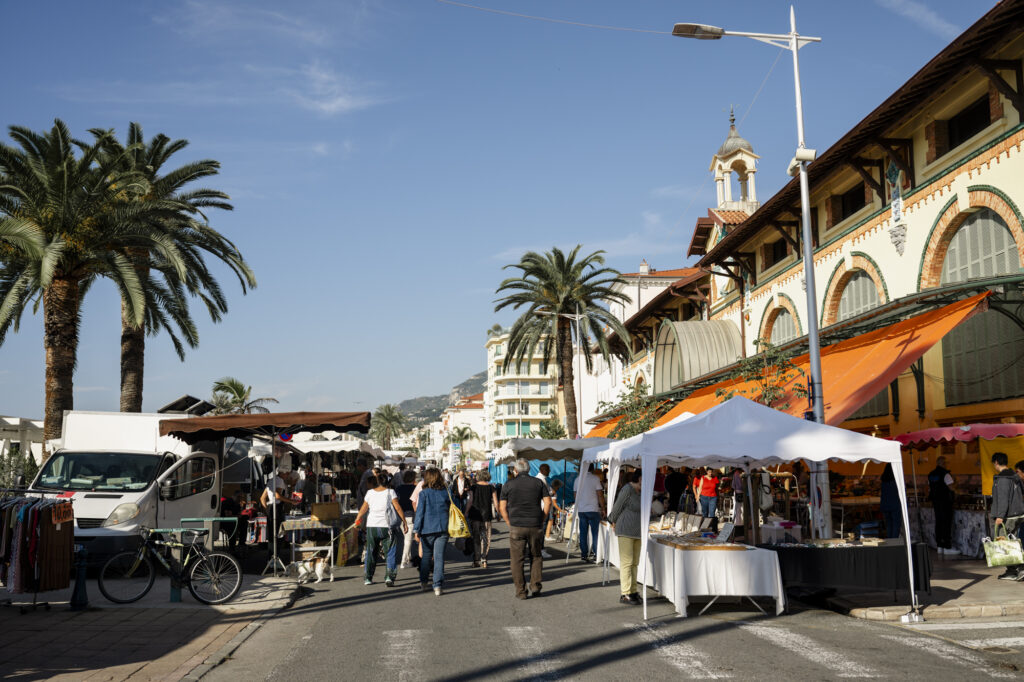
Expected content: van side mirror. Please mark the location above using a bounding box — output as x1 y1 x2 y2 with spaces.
160 479 175 501
14 474 26 489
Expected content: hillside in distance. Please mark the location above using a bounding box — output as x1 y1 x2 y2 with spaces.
399 371 486 426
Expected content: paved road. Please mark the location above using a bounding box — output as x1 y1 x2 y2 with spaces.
209 525 1023 681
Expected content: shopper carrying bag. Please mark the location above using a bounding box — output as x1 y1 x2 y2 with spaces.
447 487 471 539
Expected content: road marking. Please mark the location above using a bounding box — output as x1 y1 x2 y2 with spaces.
504 626 563 681
904 620 1024 631
382 629 427 682
627 623 732 679
881 634 1016 678
962 637 1024 649
738 623 878 678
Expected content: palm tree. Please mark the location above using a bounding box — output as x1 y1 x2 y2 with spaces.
444 425 480 465
486 323 504 337
211 377 279 414
93 123 256 413
0 120 192 446
494 245 632 439
370 404 407 450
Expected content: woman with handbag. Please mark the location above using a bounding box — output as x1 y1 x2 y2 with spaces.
468 470 499 568
355 473 408 587
413 468 452 596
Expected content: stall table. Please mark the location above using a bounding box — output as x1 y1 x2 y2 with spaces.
597 523 786 617
759 542 931 594
908 504 987 558
281 516 345 580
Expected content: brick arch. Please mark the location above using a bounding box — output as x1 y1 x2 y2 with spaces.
757 292 803 343
918 188 1024 291
821 252 889 327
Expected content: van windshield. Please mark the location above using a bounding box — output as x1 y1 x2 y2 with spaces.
35 452 162 492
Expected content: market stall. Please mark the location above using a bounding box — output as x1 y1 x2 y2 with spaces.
634 397 917 619
896 423 1024 558
159 411 371 577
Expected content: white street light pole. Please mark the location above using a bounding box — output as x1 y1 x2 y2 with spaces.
674 6 830 538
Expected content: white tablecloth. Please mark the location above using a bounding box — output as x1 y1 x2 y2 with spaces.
597 524 785 616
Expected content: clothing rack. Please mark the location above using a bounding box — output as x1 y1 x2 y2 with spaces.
0 490 75 614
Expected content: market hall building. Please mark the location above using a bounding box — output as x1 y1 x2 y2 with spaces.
589 1 1024 553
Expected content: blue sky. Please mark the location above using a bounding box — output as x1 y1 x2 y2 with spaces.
0 0 997 416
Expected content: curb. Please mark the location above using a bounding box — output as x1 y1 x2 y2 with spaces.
182 583 303 681
828 596 1024 621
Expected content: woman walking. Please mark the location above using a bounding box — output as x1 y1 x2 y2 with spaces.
354 473 408 587
413 468 451 596
608 470 643 605
468 471 498 568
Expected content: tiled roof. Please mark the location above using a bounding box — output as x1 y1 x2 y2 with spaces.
620 267 701 279
709 209 750 225
464 392 484 401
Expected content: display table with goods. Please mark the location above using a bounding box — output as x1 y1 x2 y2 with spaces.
281 512 346 581
758 538 932 594
597 521 786 617
907 503 988 558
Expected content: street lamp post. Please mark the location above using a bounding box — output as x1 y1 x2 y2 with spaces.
674 6 830 536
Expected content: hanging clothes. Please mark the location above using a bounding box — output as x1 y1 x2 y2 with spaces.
0 496 74 594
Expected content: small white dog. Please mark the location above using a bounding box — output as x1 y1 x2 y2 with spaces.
291 556 332 584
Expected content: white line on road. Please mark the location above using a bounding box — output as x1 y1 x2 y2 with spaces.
880 634 1016 678
738 623 878 678
904 620 1024 631
381 629 427 682
962 637 1024 649
627 623 732 679
504 626 565 681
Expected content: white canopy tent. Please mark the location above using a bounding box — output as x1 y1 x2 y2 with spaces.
628 396 916 619
494 437 616 465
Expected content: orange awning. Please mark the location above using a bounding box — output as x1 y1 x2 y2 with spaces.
585 415 623 438
655 292 991 426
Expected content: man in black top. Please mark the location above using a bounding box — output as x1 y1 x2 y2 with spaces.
927 456 956 554
990 452 1024 580
500 458 551 599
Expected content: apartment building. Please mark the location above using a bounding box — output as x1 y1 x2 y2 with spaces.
484 332 560 449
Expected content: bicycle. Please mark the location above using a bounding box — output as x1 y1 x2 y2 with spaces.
97 527 243 605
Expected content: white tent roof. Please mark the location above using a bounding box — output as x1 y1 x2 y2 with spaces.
635 396 900 468
586 411 697 466
494 436 616 464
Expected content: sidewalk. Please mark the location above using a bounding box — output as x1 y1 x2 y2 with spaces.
826 549 1024 621
0 574 299 681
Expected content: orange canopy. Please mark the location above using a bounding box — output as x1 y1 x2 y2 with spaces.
655 292 990 427
585 415 623 438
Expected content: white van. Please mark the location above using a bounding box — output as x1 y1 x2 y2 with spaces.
31 411 224 562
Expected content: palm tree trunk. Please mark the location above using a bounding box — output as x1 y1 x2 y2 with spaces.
43 277 81 453
120 301 145 412
558 318 579 439
120 253 148 412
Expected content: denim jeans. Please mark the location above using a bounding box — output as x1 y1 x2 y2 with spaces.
419 532 448 588
387 523 404 568
699 495 718 518
578 511 601 557
364 526 397 581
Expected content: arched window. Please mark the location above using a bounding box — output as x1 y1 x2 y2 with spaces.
769 309 797 345
839 270 888 418
940 209 1024 405
837 270 880 322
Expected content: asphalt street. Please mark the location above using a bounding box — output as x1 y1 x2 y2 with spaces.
207 524 1024 681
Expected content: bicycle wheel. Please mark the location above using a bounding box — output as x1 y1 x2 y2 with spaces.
188 551 243 605
98 551 156 603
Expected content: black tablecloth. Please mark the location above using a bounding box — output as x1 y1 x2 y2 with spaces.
759 543 931 593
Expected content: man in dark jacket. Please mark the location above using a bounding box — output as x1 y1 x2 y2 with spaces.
927 456 956 553
990 451 1024 580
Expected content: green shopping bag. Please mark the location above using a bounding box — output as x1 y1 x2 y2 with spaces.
983 523 1024 568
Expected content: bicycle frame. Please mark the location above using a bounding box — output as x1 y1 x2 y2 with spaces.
131 530 208 583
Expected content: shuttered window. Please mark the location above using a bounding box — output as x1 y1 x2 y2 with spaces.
940 208 1024 405
839 270 888 418
770 309 798 344
837 270 880 322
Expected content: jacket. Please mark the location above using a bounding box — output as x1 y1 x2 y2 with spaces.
990 469 1024 522
413 487 451 535
609 484 643 539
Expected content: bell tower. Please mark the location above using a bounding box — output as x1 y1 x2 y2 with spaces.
709 108 760 213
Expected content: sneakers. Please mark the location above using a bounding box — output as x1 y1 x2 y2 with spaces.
420 581 429 592
1014 570 1024 582
619 594 634 605
385 577 395 588
541 550 552 559
481 560 488 569
434 587 443 596
580 555 595 564
620 593 641 605
998 569 1018 581
544 536 554 542
363 578 372 586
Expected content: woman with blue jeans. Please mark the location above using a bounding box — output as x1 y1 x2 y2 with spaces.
413 467 451 596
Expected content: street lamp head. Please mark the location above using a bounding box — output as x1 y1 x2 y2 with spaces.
672 23 725 39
